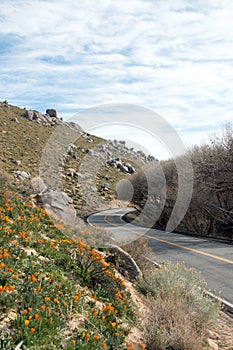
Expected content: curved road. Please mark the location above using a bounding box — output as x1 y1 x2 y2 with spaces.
87 208 233 306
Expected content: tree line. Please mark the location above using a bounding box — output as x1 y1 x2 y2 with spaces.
129 123 233 240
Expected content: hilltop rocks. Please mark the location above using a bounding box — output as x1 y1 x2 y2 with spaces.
25 108 58 121
1 100 9 108
22 107 85 134
24 110 44 121
23 108 60 127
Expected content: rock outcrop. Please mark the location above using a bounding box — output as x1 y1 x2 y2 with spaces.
30 177 76 226
46 109 57 118
106 244 142 281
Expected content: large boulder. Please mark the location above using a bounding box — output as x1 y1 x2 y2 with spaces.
46 109 57 118
40 190 76 225
24 110 44 122
12 170 30 180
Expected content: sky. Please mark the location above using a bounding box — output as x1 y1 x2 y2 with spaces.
1 0 233 159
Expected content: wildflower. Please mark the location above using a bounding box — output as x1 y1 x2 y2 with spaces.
85 333 90 344
53 298 59 304
24 320 30 326
49 317 53 324
71 340 76 345
31 275 37 283
102 344 107 349
41 305 46 311
44 297 50 302
34 314 40 320
94 335 99 341
23 310 28 315
30 328 35 334
9 286 14 291
81 332 85 339
3 249 9 258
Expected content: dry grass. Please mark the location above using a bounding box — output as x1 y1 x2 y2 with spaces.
136 262 220 350
144 296 204 350
0 170 13 189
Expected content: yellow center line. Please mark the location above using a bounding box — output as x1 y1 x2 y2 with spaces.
103 215 233 265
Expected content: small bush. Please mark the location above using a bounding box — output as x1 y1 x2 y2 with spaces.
136 262 219 350
122 238 156 273
144 296 204 350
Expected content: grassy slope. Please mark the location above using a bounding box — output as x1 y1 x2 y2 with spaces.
0 188 142 350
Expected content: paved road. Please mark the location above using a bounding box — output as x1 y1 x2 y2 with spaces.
87 208 233 306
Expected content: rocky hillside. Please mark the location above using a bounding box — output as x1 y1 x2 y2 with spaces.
0 100 152 216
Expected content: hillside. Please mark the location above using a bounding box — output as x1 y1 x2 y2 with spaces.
0 101 145 216
1 101 233 350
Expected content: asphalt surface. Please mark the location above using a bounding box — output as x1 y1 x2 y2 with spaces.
87 208 233 306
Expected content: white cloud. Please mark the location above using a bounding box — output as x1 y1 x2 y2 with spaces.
0 0 233 158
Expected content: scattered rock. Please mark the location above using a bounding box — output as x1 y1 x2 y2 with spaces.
68 149 77 159
107 158 136 174
101 183 109 191
12 170 30 180
11 117 19 123
207 338 218 350
12 160 21 166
